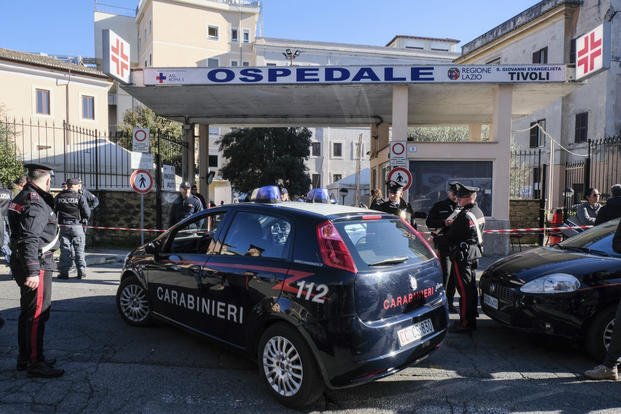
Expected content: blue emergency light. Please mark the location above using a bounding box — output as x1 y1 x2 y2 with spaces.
306 188 335 203
250 185 282 203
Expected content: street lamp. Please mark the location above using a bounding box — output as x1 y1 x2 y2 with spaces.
282 48 301 66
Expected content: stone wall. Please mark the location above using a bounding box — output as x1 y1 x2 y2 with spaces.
509 199 542 245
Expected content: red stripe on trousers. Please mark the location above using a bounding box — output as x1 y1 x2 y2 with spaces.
452 259 467 322
30 269 45 362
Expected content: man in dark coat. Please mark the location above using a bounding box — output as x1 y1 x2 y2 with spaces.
8 163 64 377
595 184 621 225
0 184 12 265
427 182 460 312
374 181 412 216
169 181 203 228
435 183 485 333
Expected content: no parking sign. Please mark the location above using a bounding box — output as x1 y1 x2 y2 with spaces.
132 127 150 153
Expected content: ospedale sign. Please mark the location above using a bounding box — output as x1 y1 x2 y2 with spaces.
143 64 567 86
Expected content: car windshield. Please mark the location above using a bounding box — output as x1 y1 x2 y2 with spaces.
557 218 620 256
334 218 435 268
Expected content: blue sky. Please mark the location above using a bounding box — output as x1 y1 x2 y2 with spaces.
0 0 541 57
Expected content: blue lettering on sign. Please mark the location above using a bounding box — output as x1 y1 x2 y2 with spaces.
352 67 380 82
268 68 292 82
411 67 434 81
239 68 263 82
296 68 320 82
207 68 235 83
384 67 406 81
325 67 350 81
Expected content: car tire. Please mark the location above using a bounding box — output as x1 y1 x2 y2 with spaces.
116 275 152 327
258 323 325 408
586 305 616 361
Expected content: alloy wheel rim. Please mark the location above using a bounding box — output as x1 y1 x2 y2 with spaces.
262 335 303 397
604 318 615 350
120 283 149 322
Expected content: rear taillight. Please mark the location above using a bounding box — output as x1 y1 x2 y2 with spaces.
316 220 357 273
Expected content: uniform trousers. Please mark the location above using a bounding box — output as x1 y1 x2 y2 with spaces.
438 249 456 306
59 225 86 277
451 258 478 329
11 258 53 364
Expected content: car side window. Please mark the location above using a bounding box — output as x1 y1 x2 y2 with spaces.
167 211 226 254
220 211 291 259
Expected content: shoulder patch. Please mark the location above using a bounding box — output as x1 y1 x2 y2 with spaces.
29 191 40 201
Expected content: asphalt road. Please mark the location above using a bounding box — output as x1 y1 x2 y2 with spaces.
1 259 620 414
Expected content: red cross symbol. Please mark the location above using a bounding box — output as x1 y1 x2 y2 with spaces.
577 31 602 75
110 38 129 79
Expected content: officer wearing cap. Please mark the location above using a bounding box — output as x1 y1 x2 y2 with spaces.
373 181 414 225
76 179 99 211
435 183 485 333
426 182 460 313
8 162 64 377
55 177 90 279
169 181 203 227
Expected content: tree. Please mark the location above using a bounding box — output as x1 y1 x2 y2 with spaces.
408 125 489 142
218 128 312 195
120 106 184 174
0 107 24 187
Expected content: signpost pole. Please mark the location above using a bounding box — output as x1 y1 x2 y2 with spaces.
140 194 144 245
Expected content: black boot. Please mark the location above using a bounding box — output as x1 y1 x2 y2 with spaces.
26 361 64 378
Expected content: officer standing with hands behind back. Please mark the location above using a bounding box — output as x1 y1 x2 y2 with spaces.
435 183 485 333
55 178 90 279
8 162 64 378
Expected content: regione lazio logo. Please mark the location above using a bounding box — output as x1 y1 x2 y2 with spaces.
576 24 605 80
102 29 131 84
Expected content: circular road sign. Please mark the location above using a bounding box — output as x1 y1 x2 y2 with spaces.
130 169 154 194
387 167 413 191
133 128 148 142
390 142 406 157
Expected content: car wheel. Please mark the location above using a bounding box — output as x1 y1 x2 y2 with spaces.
586 305 616 361
116 275 152 327
258 323 325 408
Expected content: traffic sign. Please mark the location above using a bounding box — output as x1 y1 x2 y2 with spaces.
130 169 154 194
339 188 349 195
389 141 407 167
132 127 150 153
387 167 413 191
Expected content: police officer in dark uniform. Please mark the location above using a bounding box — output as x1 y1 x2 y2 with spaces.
427 182 459 312
8 163 64 377
55 178 90 279
435 183 485 333
373 181 414 221
169 181 203 227
0 184 12 265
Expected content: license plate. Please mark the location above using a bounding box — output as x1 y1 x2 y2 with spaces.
483 293 499 310
397 319 434 347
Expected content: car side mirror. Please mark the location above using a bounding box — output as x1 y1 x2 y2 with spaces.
144 242 157 255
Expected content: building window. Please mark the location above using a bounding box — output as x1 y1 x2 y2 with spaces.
532 47 548 64
208 25 219 40
569 38 576 64
207 58 219 67
149 53 152 66
231 60 239 67
242 61 250 67
311 142 321 156
311 174 321 188
231 28 238 42
529 119 545 148
209 155 218 167
36 89 50 115
333 174 342 183
82 96 95 120
243 29 250 43
575 112 588 143
332 142 342 158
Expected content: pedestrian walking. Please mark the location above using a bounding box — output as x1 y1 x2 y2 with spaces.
576 188 601 226
584 219 621 380
595 184 621 225
427 182 460 313
169 181 203 227
8 162 64 377
191 183 207 209
55 178 91 279
0 183 12 265
369 188 384 210
435 183 485 333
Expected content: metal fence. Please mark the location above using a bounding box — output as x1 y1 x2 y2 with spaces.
0 117 184 190
510 148 543 199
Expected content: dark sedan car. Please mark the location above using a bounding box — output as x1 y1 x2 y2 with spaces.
116 187 448 407
480 218 621 360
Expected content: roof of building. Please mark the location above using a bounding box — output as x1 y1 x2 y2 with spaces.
385 35 460 47
0 47 110 79
460 0 582 56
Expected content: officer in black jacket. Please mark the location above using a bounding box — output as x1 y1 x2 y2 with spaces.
436 183 485 333
169 181 203 228
0 184 12 265
426 182 459 312
55 177 90 279
8 163 64 377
